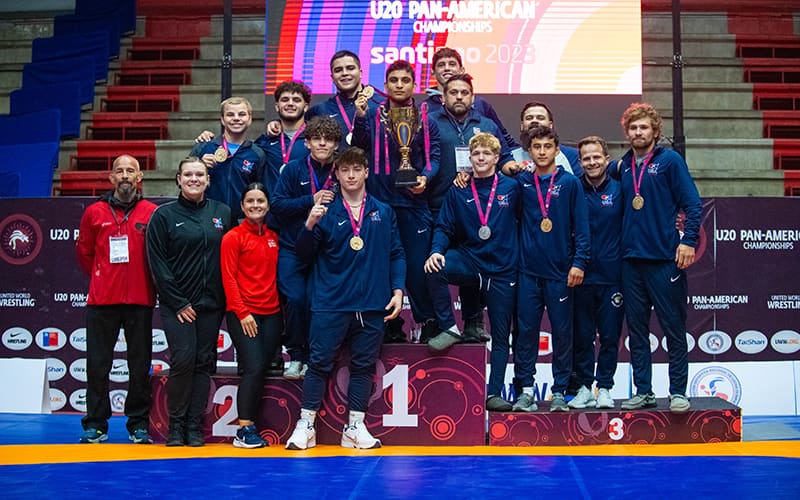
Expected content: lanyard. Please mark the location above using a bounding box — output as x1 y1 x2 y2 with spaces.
281 123 306 164
470 174 498 227
306 157 334 195
335 94 356 134
534 170 558 219
631 149 655 197
343 192 367 237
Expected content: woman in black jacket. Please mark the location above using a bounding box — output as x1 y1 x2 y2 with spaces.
147 157 232 446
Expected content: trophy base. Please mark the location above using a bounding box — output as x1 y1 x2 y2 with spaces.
395 168 420 188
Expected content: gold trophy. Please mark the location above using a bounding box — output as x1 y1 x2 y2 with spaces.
388 106 421 187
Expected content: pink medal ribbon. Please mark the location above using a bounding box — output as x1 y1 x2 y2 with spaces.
630 149 655 210
280 123 306 165
306 157 334 195
335 94 355 136
534 170 558 232
343 191 367 251
470 174 498 240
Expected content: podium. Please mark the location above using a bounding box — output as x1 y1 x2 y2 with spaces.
149 344 487 445
489 397 741 446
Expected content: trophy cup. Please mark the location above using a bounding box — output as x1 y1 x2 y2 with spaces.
388 106 421 187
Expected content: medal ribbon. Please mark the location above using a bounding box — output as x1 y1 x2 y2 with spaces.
335 94 356 135
469 174 498 228
631 149 655 198
306 157 334 195
280 123 306 164
533 170 558 220
220 136 230 157
342 191 367 238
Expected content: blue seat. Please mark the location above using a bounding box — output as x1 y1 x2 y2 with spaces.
11 82 82 138
0 171 21 197
76 0 136 35
23 55 95 106
32 31 110 82
54 11 122 59
0 142 60 197
0 109 62 145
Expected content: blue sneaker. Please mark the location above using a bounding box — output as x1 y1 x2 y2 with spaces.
79 428 108 444
233 424 267 449
129 428 153 444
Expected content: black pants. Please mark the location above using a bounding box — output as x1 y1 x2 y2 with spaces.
160 305 224 431
82 304 153 434
227 311 283 422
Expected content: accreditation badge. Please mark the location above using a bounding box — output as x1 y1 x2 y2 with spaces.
109 235 130 263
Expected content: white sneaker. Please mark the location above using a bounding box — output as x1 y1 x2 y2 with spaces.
285 419 316 450
596 388 614 409
283 360 303 380
568 385 597 409
341 420 381 449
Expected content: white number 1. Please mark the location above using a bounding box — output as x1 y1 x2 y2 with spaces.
382 364 418 427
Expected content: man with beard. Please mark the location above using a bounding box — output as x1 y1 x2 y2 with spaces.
611 103 702 414
351 59 440 343
427 73 514 343
76 155 157 444
515 102 582 177
424 47 518 149
271 116 341 380
190 96 266 223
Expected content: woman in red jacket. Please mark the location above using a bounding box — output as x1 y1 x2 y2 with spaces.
220 182 282 448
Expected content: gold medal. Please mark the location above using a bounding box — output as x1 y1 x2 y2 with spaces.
360 85 374 99
349 235 364 251
632 194 644 210
540 217 553 233
214 146 228 163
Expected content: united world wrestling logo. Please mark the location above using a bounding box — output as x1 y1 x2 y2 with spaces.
0 214 43 265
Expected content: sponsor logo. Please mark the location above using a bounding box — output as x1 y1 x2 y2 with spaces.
35 328 67 351
698 330 732 355
45 357 67 382
497 194 509 207
600 193 613 207
417 228 428 234
150 359 170 374
0 214 44 265
217 330 233 353
114 329 128 353
175 222 185 227
549 184 562 197
49 388 67 411
647 163 659 175
338 220 348 226
2 327 33 350
242 159 253 173
558 296 568 302
300 180 311 185
623 332 659 353
610 292 623 308
109 359 130 383
151 329 168 353
662 332 696 353
70 358 87 382
69 328 87 351
110 389 127 413
735 330 768 354
466 198 475 203
670 275 681 283
369 210 381 222
771 330 800 354
212 217 225 231
690 365 742 405
70 388 87 411
538 331 552 355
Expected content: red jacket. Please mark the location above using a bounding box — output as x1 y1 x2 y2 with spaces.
220 219 280 319
76 193 157 307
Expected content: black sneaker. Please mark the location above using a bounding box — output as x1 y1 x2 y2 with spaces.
463 319 490 342
383 317 407 343
79 428 108 444
486 395 512 412
186 429 205 447
419 319 439 344
233 424 267 448
165 427 185 447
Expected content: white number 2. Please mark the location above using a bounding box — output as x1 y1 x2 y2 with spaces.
212 385 239 437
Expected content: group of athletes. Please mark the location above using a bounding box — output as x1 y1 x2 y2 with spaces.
76 46 702 451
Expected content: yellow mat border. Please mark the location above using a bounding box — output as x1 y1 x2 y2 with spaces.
2 441 799 466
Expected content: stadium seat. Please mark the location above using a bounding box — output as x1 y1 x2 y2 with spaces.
22 55 95 106
10 82 82 138
0 171 21 198
32 31 110 82
0 142 60 197
76 0 137 36
0 109 62 145
54 11 122 59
